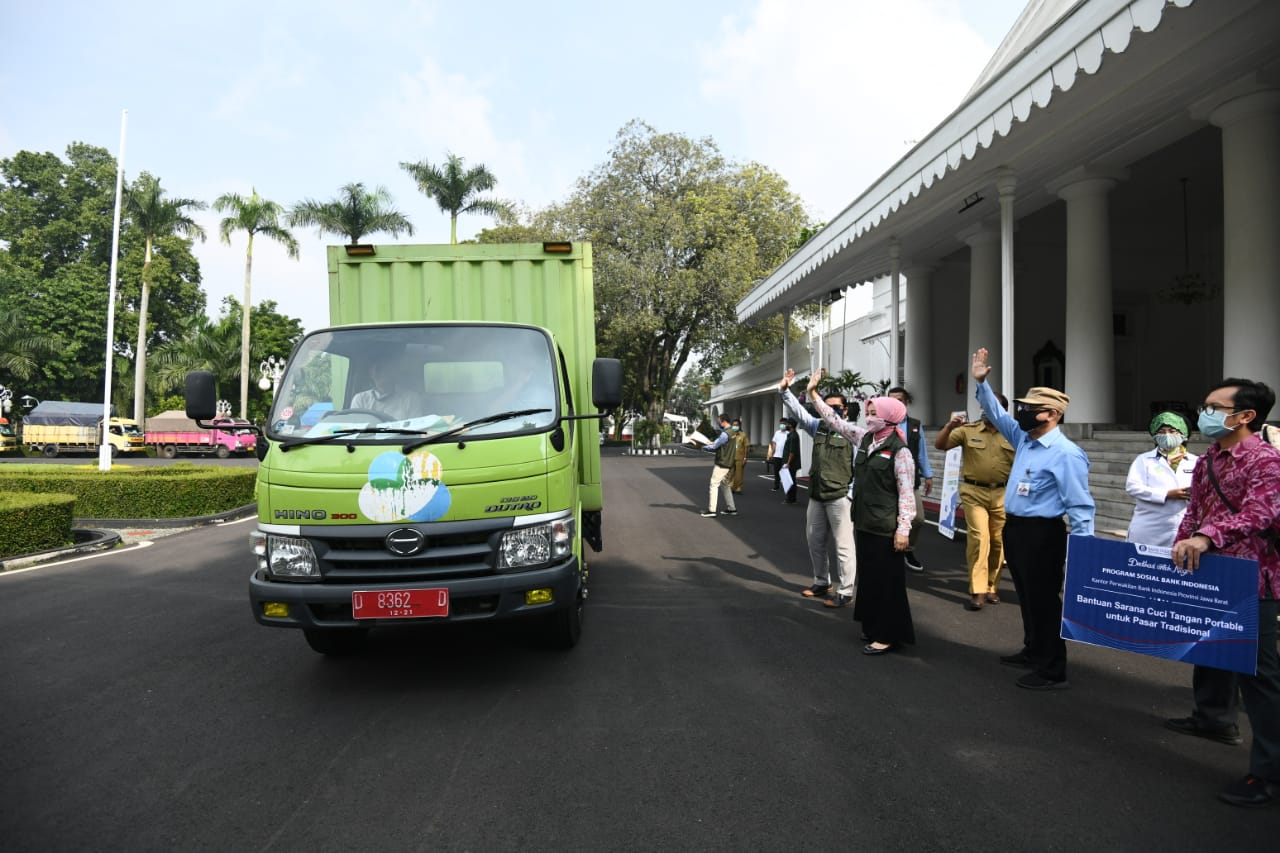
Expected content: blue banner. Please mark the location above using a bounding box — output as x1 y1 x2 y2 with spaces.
1062 535 1258 675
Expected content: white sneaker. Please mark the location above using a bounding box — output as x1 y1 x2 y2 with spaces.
700 510 717 518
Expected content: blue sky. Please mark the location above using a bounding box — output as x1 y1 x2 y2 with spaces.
2 0 1028 337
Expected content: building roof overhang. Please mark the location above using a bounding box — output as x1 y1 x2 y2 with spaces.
737 0 1280 323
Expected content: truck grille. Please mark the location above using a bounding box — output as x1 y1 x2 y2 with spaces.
308 519 509 584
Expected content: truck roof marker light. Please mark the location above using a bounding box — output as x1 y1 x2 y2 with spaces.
542 241 572 254
344 244 376 256
525 588 554 606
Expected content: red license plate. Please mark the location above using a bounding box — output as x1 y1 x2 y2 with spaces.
351 588 449 620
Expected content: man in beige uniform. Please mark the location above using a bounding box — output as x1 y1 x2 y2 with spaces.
934 396 1015 611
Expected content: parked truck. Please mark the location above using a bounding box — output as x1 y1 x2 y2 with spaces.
0 417 16 454
144 410 257 458
185 242 621 655
22 401 145 457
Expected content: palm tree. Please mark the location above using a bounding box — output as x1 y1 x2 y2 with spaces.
125 174 207 424
0 306 63 380
213 189 299 419
400 153 514 244
289 182 414 245
148 313 243 398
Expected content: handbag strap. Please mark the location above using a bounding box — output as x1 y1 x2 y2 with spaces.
1205 455 1238 514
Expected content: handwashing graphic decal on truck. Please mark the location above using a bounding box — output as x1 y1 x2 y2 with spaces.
358 450 452 523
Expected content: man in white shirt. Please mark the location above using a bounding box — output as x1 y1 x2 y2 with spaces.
350 359 426 421
766 419 790 492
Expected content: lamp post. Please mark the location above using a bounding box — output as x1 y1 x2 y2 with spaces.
258 355 285 396
216 399 232 420
0 385 12 419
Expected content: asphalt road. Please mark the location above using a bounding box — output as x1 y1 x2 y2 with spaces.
1 453 1275 851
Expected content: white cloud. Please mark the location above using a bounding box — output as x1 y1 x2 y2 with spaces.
700 0 996 222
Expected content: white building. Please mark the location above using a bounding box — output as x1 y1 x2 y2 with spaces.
712 0 1280 442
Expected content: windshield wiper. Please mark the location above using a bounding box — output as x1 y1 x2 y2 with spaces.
402 409 551 453
280 426 433 451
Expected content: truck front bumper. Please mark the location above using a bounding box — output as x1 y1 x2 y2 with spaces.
248 556 581 629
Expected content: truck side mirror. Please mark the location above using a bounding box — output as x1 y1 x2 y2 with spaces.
185 371 218 420
591 358 623 410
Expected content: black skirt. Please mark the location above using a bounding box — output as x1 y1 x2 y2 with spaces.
852 530 916 645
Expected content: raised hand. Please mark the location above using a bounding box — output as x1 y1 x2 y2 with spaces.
781 368 796 390
806 368 825 396
972 348 992 382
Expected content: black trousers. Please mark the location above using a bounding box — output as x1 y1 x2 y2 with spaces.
1003 514 1068 681
852 530 915 646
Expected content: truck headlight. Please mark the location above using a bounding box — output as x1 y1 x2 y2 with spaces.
498 517 574 569
251 530 320 580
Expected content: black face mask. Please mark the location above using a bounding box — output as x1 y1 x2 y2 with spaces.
1014 409 1045 432
829 406 844 418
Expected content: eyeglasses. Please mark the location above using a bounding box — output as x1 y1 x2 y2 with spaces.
1197 403 1241 415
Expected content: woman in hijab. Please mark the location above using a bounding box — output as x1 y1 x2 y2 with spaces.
806 376 917 654
1125 411 1198 547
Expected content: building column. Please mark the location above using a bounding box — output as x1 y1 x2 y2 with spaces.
997 172 1017 404
889 240 902 386
903 265 934 423
1211 90 1280 392
1057 176 1117 423
962 227 1001 408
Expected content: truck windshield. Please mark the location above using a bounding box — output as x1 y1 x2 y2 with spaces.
266 325 559 442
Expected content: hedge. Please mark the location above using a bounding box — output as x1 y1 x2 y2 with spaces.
0 464 256 519
0 492 77 559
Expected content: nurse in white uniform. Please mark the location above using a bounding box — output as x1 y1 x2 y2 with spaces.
1124 411 1198 547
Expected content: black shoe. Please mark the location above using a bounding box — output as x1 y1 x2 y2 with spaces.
862 642 895 655
1164 716 1243 745
904 551 924 572
721 509 738 516
1218 774 1276 808
823 593 853 608
964 599 983 611
1016 672 1069 690
999 651 1035 669
801 584 831 599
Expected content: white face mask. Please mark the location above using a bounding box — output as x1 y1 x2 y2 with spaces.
1153 432 1183 453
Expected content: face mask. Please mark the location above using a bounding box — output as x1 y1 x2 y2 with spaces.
731 426 740 432
1014 409 1044 433
1153 433 1183 452
866 416 887 433
779 424 787 431
1197 409 1237 440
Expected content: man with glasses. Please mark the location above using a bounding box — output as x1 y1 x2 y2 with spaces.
971 348 1095 690
1171 378 1280 808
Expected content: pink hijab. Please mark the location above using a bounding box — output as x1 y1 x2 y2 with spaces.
868 396 907 441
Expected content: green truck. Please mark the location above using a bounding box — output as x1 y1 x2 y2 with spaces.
185 242 621 655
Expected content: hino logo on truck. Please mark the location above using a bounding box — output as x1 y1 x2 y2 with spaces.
273 509 328 520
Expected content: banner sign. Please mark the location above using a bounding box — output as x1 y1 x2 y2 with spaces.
936 446 963 540
1062 535 1258 675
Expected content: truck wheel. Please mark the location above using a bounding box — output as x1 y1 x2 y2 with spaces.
43 445 59 458
304 628 369 656
160 445 177 459
215 445 231 459
109 444 118 458
540 593 583 649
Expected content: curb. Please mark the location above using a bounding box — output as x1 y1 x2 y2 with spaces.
0 503 257 573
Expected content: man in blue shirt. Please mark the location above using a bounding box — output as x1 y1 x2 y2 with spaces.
972 347 1094 690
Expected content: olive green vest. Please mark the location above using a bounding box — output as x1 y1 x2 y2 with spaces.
714 433 736 468
809 426 854 502
852 430 908 536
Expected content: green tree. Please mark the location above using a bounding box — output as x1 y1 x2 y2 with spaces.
213 188 300 419
400 153 514 244
0 304 63 382
550 121 808 421
124 173 207 424
289 182 414 245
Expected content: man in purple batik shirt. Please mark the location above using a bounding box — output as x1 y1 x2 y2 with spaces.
1172 377 1280 808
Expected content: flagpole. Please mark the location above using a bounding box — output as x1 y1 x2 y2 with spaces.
99 109 127 472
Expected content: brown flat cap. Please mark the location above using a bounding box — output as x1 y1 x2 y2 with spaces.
1016 386 1070 411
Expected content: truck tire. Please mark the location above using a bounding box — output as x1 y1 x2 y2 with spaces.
109 444 118 458
540 592 583 649
43 444 59 458
304 628 369 656
215 444 231 459
160 445 178 459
